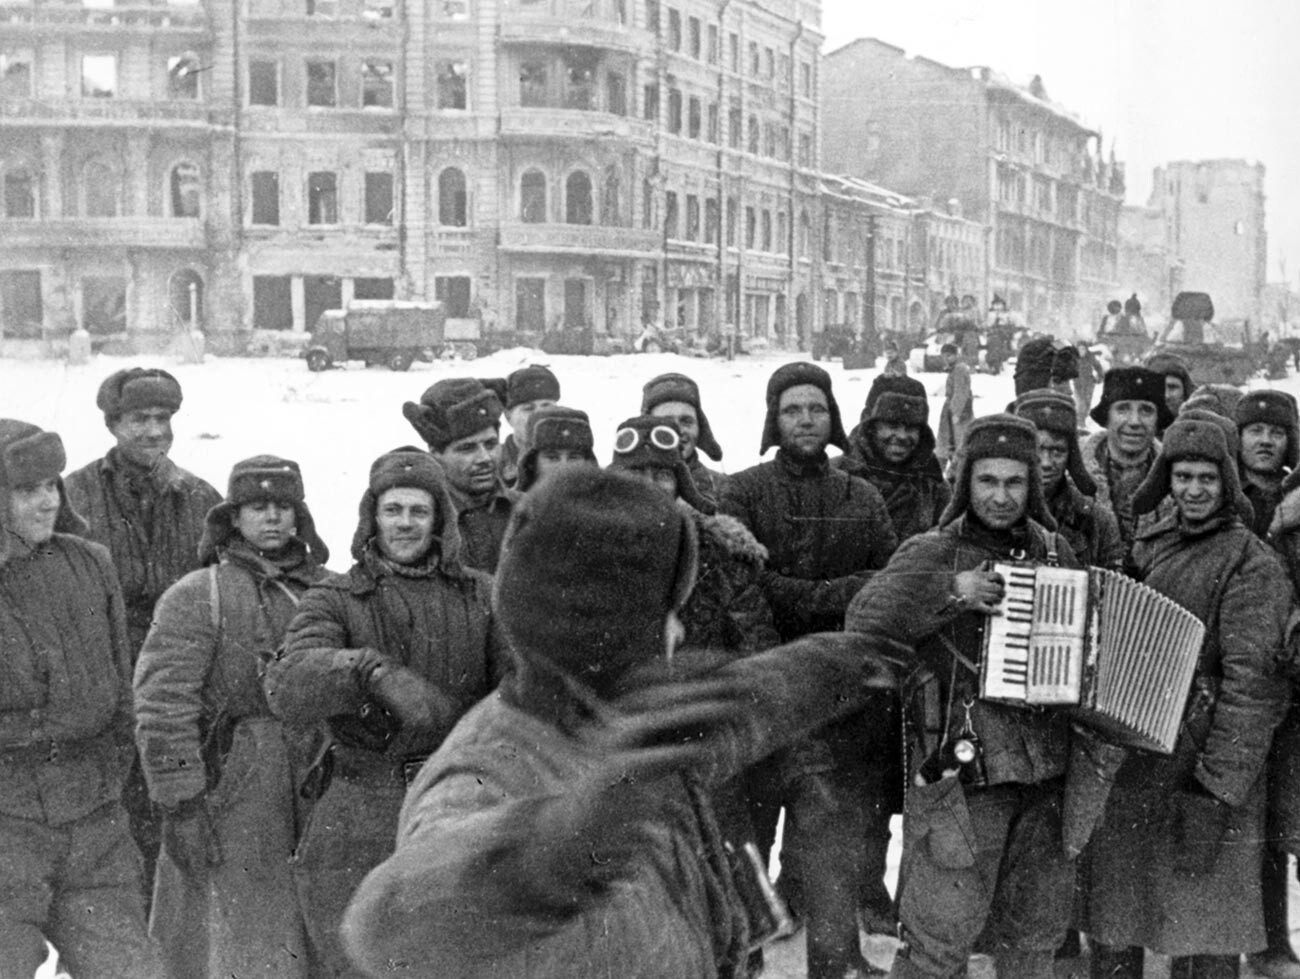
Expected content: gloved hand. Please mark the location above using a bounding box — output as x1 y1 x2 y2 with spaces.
161 795 222 873
1169 783 1231 876
367 661 454 744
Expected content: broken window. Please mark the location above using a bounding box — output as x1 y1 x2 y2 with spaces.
667 8 680 50
563 50 596 110
442 0 468 17
362 60 393 108
84 162 118 217
687 96 700 138
167 53 201 100
306 60 336 107
688 17 700 58
81 54 116 98
364 171 393 224
1 51 33 99
250 171 279 225
170 162 201 217
685 194 699 240
306 0 336 15
438 168 467 226
664 191 678 237
363 0 394 18
249 60 277 106
81 276 127 335
643 82 658 121
667 88 681 133
434 276 471 317
606 71 625 116
307 171 338 224
4 169 35 218
519 61 547 107
745 206 755 248
520 169 546 223
601 166 620 226
436 61 468 109
354 278 395 300
747 115 758 154
704 198 718 244
565 171 592 225
515 278 545 332
0 270 42 339
252 276 292 330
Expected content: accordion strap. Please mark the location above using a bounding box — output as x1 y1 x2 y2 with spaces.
936 631 981 678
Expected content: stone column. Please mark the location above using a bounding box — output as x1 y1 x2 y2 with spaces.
291 274 305 332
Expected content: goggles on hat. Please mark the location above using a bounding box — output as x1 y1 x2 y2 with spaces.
614 425 681 454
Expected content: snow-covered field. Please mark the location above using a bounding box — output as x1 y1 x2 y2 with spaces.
10 347 1300 979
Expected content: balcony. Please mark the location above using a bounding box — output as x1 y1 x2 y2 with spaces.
498 222 660 258
498 16 642 54
0 3 208 34
499 106 651 142
0 99 221 129
0 217 206 250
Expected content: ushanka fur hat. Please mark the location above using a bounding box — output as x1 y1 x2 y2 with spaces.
939 414 1055 530
1236 390 1299 470
198 455 329 564
1181 383 1244 420
606 416 713 515
759 362 849 455
1090 366 1174 432
516 406 597 492
349 446 465 572
96 368 182 421
494 466 698 697
1133 417 1251 520
0 420 87 563
1012 388 1096 496
641 372 723 462
402 378 502 451
505 365 561 410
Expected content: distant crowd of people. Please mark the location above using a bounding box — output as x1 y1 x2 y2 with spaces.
4 346 1300 979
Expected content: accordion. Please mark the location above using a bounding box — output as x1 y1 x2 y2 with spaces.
980 563 1206 753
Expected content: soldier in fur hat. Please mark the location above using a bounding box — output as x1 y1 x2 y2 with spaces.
64 366 223 896
722 362 898 979
340 467 901 979
938 344 974 470
1081 366 1172 558
1083 418 1291 979
642 371 729 509
1234 391 1299 540
1013 389 1124 571
495 365 560 487
0 420 163 978
264 448 509 979
1144 352 1196 435
403 377 519 573
135 456 330 978
515 406 597 492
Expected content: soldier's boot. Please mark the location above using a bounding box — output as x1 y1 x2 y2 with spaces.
1090 942 1144 979
1170 954 1239 979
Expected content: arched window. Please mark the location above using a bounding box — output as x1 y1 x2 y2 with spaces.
520 169 546 223
438 167 467 226
565 170 592 225
3 167 36 218
167 52 202 100
170 162 201 217
601 166 620 227
84 161 118 217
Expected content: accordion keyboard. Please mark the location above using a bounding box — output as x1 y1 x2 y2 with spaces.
981 565 1037 699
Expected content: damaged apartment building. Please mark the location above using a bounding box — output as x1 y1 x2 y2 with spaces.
0 0 849 352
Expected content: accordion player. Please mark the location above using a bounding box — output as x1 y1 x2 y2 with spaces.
979 561 1205 753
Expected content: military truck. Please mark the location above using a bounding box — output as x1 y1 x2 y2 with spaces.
303 301 447 372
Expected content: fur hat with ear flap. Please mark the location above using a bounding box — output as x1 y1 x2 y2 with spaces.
516 406 597 492
938 413 1056 531
402 378 502 452
641 372 724 462
759 362 849 455
1235 390 1300 470
494 466 699 699
606 416 714 515
96 367 183 421
198 455 329 565
1011 388 1096 496
1132 417 1252 520
1089 366 1174 432
0 420 87 565
1180 383 1244 421
349 446 467 575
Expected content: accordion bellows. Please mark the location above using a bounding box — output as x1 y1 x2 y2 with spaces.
981 563 1206 754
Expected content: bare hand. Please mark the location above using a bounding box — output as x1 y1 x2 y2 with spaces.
953 570 1005 614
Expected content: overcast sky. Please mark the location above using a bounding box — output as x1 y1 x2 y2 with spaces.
820 0 1300 289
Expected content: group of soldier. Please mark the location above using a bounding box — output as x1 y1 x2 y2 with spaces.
2 347 1300 979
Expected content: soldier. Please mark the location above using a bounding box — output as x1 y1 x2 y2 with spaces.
0 420 162 979
339 467 899 978
1236 391 1298 539
722 362 898 979
1143 352 1195 436
1013 388 1124 571
264 448 508 978
514 405 598 492
403 377 518 573
937 343 973 473
134 456 330 979
641 371 729 508
846 414 1083 979
64 367 222 893
1080 367 1173 558
496 365 560 488
1083 418 1290 979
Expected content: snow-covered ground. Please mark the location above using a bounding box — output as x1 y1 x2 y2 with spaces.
10 347 1300 979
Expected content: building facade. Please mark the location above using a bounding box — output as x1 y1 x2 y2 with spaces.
1 0 850 352
1146 159 1266 327
821 37 1123 338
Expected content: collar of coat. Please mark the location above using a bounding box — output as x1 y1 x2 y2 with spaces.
948 511 1057 560
445 479 519 516
845 422 945 485
102 447 187 494
219 536 321 588
774 448 832 478
688 505 768 567
1136 506 1241 543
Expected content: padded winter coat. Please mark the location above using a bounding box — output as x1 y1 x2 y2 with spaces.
836 422 951 543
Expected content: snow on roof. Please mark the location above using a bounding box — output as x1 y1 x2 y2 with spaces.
817 173 914 210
